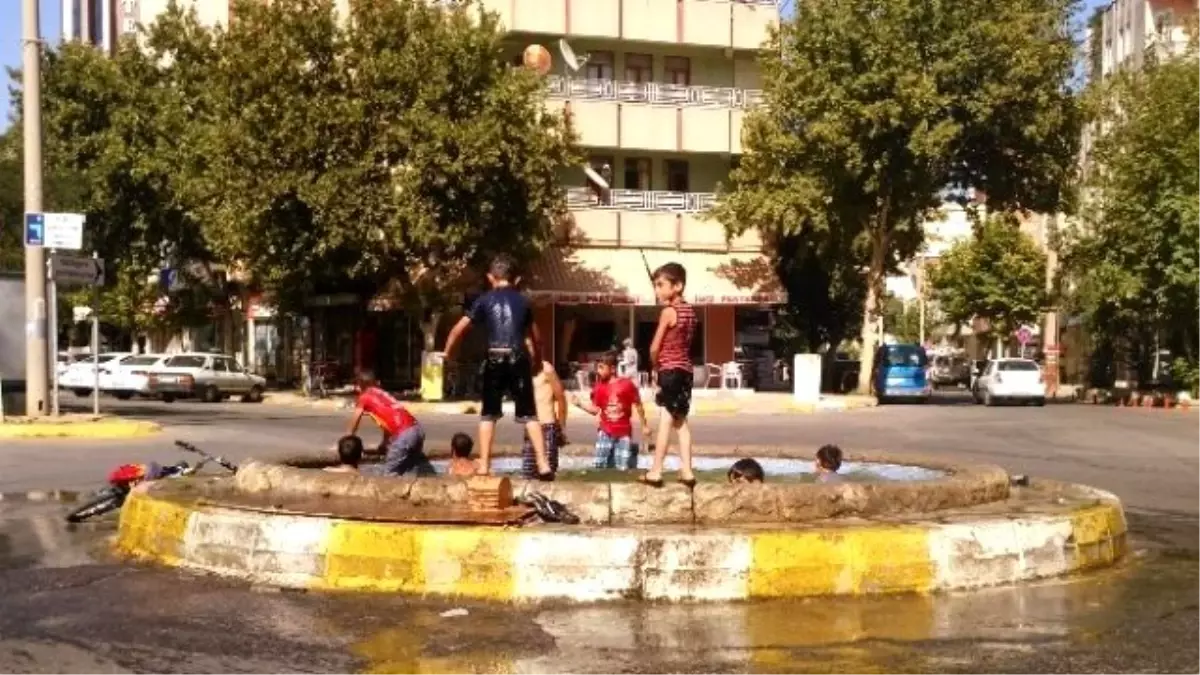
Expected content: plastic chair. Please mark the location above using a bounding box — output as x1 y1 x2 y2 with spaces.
705 364 722 389
721 362 744 389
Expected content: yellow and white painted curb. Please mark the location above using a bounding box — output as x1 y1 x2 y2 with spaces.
116 488 1127 602
0 418 161 439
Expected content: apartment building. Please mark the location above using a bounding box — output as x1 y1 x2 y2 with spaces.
1089 0 1196 78
61 0 783 385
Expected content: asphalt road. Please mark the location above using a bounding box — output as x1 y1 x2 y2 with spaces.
0 393 1196 673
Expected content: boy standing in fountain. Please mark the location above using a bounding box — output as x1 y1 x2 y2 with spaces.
522 361 568 479
442 255 555 480
572 351 649 471
641 262 698 487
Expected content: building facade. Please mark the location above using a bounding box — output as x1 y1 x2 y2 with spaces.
1089 0 1196 77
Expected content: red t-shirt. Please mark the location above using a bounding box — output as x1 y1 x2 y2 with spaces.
358 386 417 437
591 377 640 438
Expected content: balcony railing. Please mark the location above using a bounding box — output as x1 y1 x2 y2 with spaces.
566 187 718 212
547 76 764 109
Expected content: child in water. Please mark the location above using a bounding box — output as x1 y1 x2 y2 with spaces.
815 444 843 483
447 433 477 477
727 458 764 484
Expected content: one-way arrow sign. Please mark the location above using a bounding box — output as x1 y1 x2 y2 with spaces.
49 253 105 287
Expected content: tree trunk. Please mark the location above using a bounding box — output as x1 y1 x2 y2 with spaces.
856 232 888 395
419 311 442 353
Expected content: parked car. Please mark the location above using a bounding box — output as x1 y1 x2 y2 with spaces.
148 353 266 403
101 354 169 400
870 343 931 404
56 352 88 380
929 354 972 389
972 358 1046 406
60 353 134 397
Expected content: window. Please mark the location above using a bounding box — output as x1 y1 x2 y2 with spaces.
227 359 245 373
213 358 229 372
165 355 207 369
998 360 1040 372
664 56 690 86
665 160 689 192
585 51 614 81
624 158 651 190
624 53 653 83
124 356 161 367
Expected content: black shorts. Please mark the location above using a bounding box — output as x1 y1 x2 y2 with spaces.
655 368 694 420
479 351 537 422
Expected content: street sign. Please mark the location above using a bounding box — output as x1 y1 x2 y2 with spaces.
43 213 85 250
1016 327 1033 346
24 213 44 246
49 253 105 287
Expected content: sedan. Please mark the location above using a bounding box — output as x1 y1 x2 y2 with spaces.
102 353 169 400
972 358 1046 406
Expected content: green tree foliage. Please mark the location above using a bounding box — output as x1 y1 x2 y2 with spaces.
882 293 922 344
1062 50 1199 386
0 126 88 272
185 0 577 342
713 0 1080 392
927 213 1048 346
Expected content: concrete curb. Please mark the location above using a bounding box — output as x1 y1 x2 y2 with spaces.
115 486 1126 602
0 418 161 440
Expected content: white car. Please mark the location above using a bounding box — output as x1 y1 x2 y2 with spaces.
101 354 169 400
148 353 266 403
972 358 1046 406
56 352 88 379
59 352 134 396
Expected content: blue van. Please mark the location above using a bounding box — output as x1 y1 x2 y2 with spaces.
871 343 931 404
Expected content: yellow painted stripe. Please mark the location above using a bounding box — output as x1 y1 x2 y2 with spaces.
0 420 161 439
747 525 934 597
115 491 193 564
1069 503 1126 569
321 521 427 592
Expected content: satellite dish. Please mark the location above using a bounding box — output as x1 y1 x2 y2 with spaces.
558 38 588 73
583 164 610 190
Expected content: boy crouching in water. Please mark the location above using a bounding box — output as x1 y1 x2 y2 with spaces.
573 351 649 470
521 361 568 479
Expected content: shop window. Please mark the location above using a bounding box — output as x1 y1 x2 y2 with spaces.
585 51 614 81
664 56 690 86
624 53 653 83
666 160 689 192
624 157 652 190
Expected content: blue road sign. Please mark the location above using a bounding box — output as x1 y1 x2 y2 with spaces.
24 213 45 247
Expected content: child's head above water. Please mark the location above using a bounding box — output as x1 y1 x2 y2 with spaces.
337 435 364 468
451 432 474 459
652 262 688 304
595 351 620 381
816 444 843 473
727 458 764 484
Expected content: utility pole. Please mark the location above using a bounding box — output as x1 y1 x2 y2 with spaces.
81 0 92 43
23 0 48 416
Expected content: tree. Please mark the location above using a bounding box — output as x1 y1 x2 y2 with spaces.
713 0 1080 392
0 126 88 273
927 213 1048 352
185 0 578 347
882 293 922 344
1061 48 1199 389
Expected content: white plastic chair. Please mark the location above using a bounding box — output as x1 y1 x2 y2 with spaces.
721 362 744 389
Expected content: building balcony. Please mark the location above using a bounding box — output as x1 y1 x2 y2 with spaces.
482 0 778 51
546 76 761 153
560 187 763 253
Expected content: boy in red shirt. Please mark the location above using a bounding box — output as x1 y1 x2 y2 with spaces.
572 351 650 470
345 370 434 476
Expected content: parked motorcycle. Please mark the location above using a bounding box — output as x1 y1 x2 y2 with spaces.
65 440 238 523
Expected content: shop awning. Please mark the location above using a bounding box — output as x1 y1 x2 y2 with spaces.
526 248 786 305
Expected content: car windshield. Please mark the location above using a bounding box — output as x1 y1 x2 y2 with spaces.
165 355 207 369
124 356 161 367
883 345 927 367
998 360 1039 372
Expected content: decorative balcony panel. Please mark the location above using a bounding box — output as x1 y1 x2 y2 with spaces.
563 188 752 253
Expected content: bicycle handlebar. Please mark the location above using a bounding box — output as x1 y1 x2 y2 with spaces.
173 440 239 473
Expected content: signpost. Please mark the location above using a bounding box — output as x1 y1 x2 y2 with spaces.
31 213 92 416
1016 326 1033 359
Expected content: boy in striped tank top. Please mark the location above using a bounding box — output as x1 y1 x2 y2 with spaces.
642 262 698 488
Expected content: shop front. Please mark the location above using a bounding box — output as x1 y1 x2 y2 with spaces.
526 248 785 389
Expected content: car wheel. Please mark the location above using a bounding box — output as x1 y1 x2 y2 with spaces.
201 385 221 403
984 391 995 407
242 385 264 403
1032 397 1045 407
114 392 132 401
161 394 176 403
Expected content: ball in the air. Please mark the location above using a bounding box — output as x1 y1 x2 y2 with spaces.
523 44 552 75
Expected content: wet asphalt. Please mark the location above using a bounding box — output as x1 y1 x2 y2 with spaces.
0 393 1196 673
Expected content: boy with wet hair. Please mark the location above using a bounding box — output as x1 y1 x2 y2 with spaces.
325 435 364 473
727 458 764 483
815 444 844 483
346 371 435 476
641 262 698 488
522 361 568 479
573 351 649 471
447 432 477 477
442 254 554 480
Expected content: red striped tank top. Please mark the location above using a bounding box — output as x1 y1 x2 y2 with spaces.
657 301 696 371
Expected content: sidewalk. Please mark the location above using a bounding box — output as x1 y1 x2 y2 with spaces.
262 389 878 417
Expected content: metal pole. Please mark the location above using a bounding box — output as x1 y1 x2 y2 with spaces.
91 251 100 416
23 0 48 417
81 0 92 43
917 256 926 345
48 252 59 416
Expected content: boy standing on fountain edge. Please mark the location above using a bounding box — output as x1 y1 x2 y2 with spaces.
441 255 554 480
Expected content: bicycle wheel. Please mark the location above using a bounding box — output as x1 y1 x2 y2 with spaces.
65 491 125 523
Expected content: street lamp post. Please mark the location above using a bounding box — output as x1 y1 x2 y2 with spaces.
23 0 48 416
